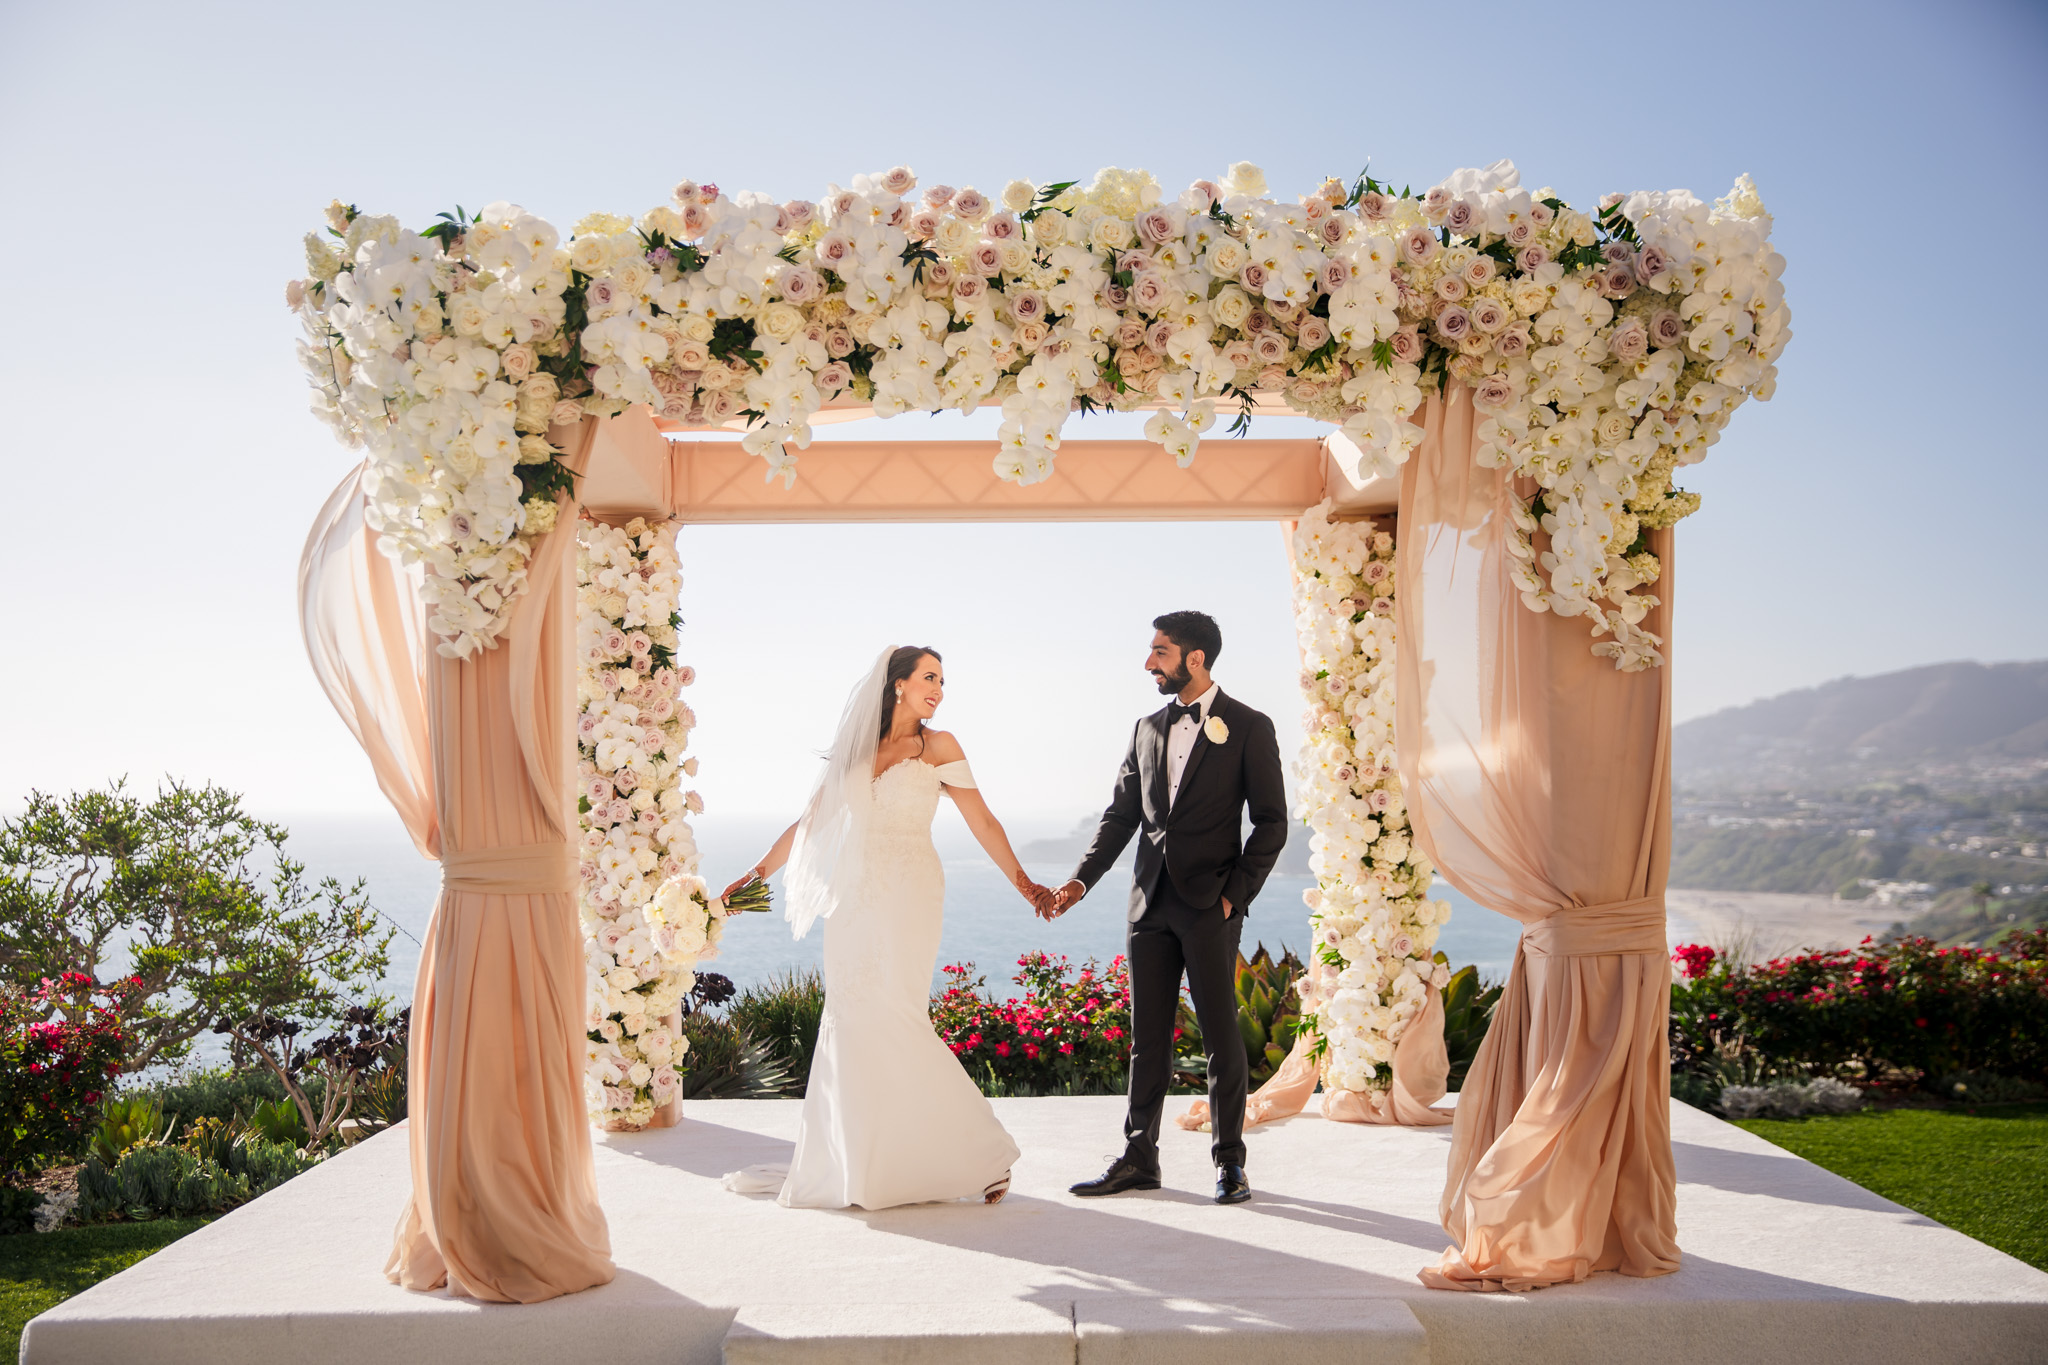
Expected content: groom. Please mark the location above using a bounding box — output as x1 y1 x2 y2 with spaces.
1049 611 1286 1205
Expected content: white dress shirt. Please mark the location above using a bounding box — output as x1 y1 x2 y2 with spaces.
1166 683 1220 806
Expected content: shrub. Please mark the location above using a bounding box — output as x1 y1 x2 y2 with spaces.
1933 1071 2048 1105
74 1130 322 1222
0 974 133 1176
0 782 394 1075
130 1067 288 1131
1719 1077 1867 1121
933 953 1132 1097
0 1186 44 1235
726 971 824 1095
1671 936 2048 1093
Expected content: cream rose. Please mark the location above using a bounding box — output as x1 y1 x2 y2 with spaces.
1089 215 1135 251
1211 285 1252 329
759 302 804 342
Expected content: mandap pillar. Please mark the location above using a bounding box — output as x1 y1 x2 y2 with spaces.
1394 383 1680 1292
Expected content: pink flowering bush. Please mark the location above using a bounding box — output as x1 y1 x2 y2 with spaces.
931 952 1137 1096
1670 932 2048 1091
0 973 136 1175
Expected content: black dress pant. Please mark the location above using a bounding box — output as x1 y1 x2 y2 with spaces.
1122 877 1247 1171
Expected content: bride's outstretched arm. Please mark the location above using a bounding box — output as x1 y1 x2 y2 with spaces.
927 732 1054 915
725 821 798 901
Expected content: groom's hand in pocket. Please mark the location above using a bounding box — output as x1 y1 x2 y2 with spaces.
1221 896 1234 919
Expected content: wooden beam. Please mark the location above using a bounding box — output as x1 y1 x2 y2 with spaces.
667 436 1330 523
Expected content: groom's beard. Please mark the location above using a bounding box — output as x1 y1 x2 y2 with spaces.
1150 664 1191 695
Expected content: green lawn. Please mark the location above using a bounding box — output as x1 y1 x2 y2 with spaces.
1 1219 209 1358
1735 1103 2048 1270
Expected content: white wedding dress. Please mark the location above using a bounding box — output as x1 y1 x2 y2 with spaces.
726 757 1020 1209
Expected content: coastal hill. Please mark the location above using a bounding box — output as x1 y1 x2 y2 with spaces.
1675 660 2048 783
1023 662 2048 935
1668 659 2048 935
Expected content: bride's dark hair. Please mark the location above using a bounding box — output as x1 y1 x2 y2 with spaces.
879 645 943 744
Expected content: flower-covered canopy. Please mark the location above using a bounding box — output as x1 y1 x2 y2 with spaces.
291 159 1788 667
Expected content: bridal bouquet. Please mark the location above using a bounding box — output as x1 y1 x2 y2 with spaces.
718 876 773 915
291 159 1784 669
1291 502 1450 1095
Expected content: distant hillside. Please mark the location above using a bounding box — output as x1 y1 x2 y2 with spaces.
1668 660 2048 899
1675 660 2048 782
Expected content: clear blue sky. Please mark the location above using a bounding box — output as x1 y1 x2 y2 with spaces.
2 0 2043 825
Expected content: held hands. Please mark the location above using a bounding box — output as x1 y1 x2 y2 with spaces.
1012 870 1057 919
1043 879 1086 920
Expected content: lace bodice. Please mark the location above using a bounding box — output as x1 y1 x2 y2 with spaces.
869 758 964 839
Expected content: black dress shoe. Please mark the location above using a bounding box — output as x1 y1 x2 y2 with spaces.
1070 1157 1161 1197
1215 1163 1250 1204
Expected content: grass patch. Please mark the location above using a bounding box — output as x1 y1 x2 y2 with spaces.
1 1219 209 1357
1734 1103 2048 1270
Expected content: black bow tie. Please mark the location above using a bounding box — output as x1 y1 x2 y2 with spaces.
1169 702 1204 728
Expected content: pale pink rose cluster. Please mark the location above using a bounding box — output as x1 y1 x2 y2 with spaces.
573 517 709 1128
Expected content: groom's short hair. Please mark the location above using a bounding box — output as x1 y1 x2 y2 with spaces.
1153 611 1221 669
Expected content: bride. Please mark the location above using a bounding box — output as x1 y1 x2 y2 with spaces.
721 646 1051 1209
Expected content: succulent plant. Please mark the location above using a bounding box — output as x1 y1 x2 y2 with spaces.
1171 942 1307 1088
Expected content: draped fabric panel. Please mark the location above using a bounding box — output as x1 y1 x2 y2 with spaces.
298 467 438 859
299 420 615 1303
1394 384 1680 1292
1189 991 1449 1133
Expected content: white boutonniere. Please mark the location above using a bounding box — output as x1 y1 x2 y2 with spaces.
1204 714 1230 744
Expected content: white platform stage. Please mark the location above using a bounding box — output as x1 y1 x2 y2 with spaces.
23 1096 2048 1364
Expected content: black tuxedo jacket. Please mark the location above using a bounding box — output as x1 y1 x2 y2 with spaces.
1070 689 1287 920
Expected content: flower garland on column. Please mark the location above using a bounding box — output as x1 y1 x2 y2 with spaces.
1290 501 1452 1096
575 516 721 1129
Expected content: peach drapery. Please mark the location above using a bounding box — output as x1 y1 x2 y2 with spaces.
298 420 614 1303
1395 384 1680 1292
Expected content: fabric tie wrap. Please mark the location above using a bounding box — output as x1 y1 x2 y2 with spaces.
1519 894 1666 958
440 842 580 896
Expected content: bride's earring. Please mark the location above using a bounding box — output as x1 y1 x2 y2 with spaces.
895 687 904 702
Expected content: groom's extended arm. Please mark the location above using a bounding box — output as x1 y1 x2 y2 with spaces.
1223 710 1287 913
1068 723 1144 896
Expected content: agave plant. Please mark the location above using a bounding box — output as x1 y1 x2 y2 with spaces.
1439 962 1503 1092
1169 942 1306 1089
1236 944 1307 1087
90 1094 172 1166
247 1097 310 1150
680 1018 797 1101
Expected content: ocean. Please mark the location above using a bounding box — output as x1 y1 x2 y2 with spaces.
278 810 1525 1003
